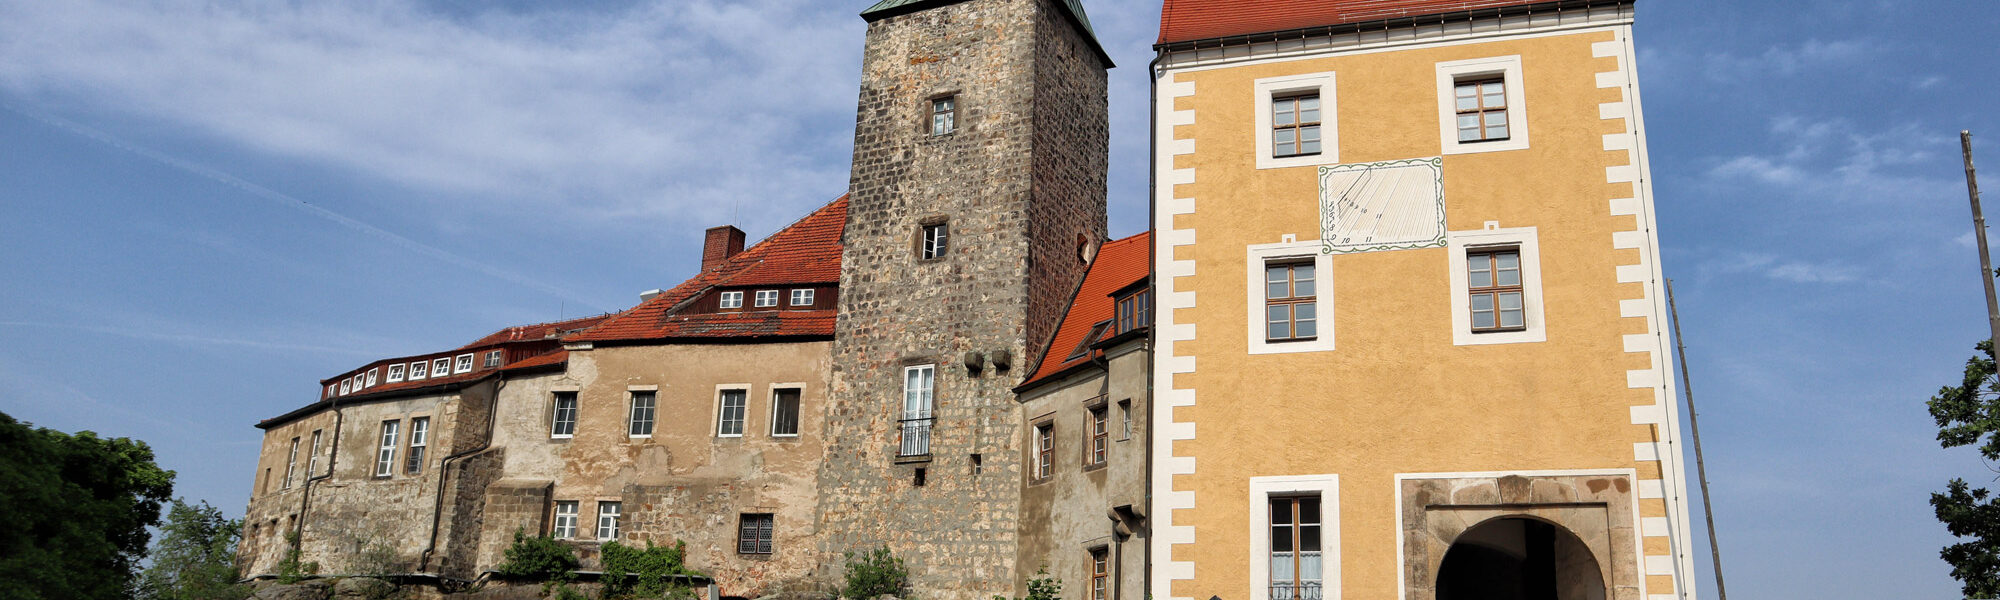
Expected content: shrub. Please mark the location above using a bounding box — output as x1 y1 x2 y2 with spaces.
494 530 578 582
275 530 319 585
842 546 908 600
599 540 702 600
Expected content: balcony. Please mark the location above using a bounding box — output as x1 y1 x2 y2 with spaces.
898 416 932 458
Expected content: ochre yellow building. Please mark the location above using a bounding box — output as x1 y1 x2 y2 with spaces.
1147 2 1695 600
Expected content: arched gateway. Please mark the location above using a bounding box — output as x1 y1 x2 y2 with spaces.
1436 517 1606 600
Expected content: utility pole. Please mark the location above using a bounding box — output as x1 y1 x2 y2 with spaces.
1964 131 1999 351
1666 279 1726 600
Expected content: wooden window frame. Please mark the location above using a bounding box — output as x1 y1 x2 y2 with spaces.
1269 494 1324 600
1454 77 1510 143
737 513 774 555
1466 247 1527 332
1090 547 1110 600
1086 405 1109 468
484 350 503 368
753 289 780 308
1264 261 1318 342
1271 92 1323 158
1033 421 1055 482
931 96 956 136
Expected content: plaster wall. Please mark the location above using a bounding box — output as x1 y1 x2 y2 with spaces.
1015 340 1149 600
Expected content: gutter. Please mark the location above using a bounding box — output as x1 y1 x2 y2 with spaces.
420 377 506 573
1143 47 1162 600
290 394 343 568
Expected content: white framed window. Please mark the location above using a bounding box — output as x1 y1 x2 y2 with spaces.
1249 474 1341 600
1255 72 1339 170
306 430 322 479
1447 225 1545 345
719 291 744 309
326 385 335 399
408 361 428 380
374 420 400 477
597 501 622 540
365 369 379 388
716 388 747 437
629 391 656 438
552 501 579 539
931 96 956 136
900 365 935 456
340 378 353 395
1246 239 1336 355
283 437 299 490
432 358 451 377
386 364 406 383
920 223 948 260
484 350 503 368
754 290 780 307
453 354 474 374
770 387 801 437
405 417 429 475
1435 55 1528 155
790 289 815 306
550 392 578 439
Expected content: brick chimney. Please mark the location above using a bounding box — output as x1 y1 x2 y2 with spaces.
702 225 746 272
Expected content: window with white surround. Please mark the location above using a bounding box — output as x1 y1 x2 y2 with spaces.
552 501 578 539
375 420 400 477
551 392 578 438
405 417 429 475
597 501 622 540
716 388 747 437
790 289 815 306
900 365 935 456
629 391 656 438
387 364 405 383
1435 55 1528 155
720 291 744 309
326 385 335 399
1246 239 1335 354
754 290 779 307
484 350 503 368
1447 225 1545 345
340 379 352 395
1254 71 1338 169
432 358 451 377
771 388 801 437
1249 474 1341 600
454 354 474 374
306 430 322 479
366 369 378 388
409 361 428 380
283 437 299 490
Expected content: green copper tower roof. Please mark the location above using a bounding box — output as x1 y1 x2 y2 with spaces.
859 0 1111 66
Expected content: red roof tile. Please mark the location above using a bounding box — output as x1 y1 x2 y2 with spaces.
459 314 616 349
1020 232 1150 389
1159 0 1553 45
572 195 848 343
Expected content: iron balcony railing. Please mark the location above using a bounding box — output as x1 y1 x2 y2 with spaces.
898 416 933 457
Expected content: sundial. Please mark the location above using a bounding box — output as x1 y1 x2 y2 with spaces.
1317 157 1446 255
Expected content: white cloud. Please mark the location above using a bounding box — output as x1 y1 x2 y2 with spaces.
1704 252 1862 285
0 0 863 229
1696 38 1876 83
1704 116 1953 205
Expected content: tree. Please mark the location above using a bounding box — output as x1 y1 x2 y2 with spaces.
137 499 250 600
0 410 176 600
1929 340 2000 597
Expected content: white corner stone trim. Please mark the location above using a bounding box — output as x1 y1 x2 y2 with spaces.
1152 70 1202 600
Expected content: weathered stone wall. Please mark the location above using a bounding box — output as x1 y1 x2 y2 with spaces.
438 447 506 579
474 479 553 570
822 0 1109 598
1014 339 1148 600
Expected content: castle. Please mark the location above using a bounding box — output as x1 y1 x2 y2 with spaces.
242 1 1695 600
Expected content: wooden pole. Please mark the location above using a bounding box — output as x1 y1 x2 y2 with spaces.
1665 279 1727 600
1963 131 2000 351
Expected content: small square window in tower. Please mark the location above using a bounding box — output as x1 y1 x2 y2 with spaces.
920 223 948 260
1272 93 1322 157
931 96 956 136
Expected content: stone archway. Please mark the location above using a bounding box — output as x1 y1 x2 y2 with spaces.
1399 473 1641 600
1436 516 1605 600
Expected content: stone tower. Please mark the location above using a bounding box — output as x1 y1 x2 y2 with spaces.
818 0 1111 597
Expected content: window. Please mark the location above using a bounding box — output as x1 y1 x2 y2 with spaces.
340 378 352 395
1271 93 1321 157
1268 496 1323 600
771 388 801 437
485 350 503 368
365 369 378 388
754 290 779 307
790 289 815 306
406 417 429 475
628 392 656 438
931 96 956 136
306 430 322 479
1265 262 1317 342
720 291 744 309
454 354 474 374
1118 400 1133 441
970 453 983 475
1467 248 1525 331
1115 288 1152 334
551 392 578 439
1033 422 1054 481
1454 78 1509 142
1068 322 1111 361
717 389 747 437
326 385 335 399
387 364 406 383
1087 406 1108 467
432 358 451 377
920 223 948 260
283 437 299 490
409 361 428 380
552 501 579 539
375 420 400 477
900 365 935 456
597 502 622 541
738 513 774 554
1091 548 1109 600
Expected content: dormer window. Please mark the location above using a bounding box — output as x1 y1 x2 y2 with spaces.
791 289 815 306
484 350 503 368
1115 287 1152 334
720 291 744 309
454 354 474 374
409 361 428 380
387 364 406 383
432 358 451 377
365 369 379 388
340 378 353 395
754 290 780 308
1067 321 1112 361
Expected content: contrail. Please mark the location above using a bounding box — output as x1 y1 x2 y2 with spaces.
1 102 607 312
0 320 381 357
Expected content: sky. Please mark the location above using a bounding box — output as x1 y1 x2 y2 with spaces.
0 0 1994 597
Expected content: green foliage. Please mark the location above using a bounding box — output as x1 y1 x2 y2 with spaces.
495 530 578 582
842 546 908 600
275 530 319 585
136 499 251 600
599 539 702 599
992 567 1060 600
0 410 175 599
1931 340 2000 597
348 533 398 577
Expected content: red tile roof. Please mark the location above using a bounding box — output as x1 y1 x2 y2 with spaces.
572 195 848 343
459 314 616 349
1159 0 1551 45
1020 232 1150 389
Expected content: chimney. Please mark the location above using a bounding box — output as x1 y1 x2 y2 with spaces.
702 225 746 272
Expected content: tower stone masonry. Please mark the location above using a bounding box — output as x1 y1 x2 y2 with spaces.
818 0 1110 597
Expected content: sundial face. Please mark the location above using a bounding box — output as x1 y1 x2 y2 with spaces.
1317 157 1446 255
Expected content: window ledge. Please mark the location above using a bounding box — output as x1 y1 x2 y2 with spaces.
894 454 933 465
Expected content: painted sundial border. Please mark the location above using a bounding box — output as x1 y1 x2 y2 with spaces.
1317 156 1447 256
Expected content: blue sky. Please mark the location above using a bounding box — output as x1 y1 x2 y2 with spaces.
0 0 1993 597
